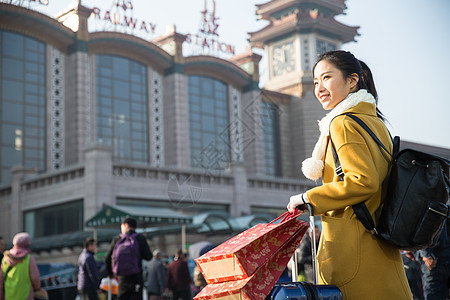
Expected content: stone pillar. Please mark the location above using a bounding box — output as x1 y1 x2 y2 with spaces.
148 69 165 167
230 162 250 217
279 100 295 178
83 144 113 223
229 48 266 176
228 86 244 163
60 2 93 166
65 51 92 165
240 89 265 176
162 73 190 168
47 45 66 172
154 26 190 168
10 167 36 238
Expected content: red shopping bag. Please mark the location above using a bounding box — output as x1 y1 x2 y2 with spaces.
195 211 307 284
194 221 308 300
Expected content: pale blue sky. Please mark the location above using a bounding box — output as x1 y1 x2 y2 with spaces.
36 0 450 149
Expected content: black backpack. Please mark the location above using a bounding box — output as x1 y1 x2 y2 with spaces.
331 113 450 251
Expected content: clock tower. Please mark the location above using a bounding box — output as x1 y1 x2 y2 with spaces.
249 0 359 97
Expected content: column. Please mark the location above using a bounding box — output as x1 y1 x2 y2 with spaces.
230 162 250 217
10 167 35 238
83 144 113 223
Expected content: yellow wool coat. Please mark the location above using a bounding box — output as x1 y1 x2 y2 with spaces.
306 102 412 300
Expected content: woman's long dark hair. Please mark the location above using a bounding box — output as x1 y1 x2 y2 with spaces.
313 50 385 120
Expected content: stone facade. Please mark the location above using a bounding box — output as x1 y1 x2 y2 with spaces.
162 72 190 168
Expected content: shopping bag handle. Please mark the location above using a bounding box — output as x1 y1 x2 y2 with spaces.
268 208 299 225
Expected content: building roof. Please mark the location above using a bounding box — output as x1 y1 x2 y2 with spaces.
0 3 74 51
85 205 193 228
249 9 359 48
255 0 348 21
30 207 275 252
31 228 119 252
88 31 173 72
184 55 252 88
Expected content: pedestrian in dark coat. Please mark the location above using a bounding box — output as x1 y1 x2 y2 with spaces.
402 251 424 300
417 222 450 299
78 238 100 300
146 249 166 300
166 249 192 300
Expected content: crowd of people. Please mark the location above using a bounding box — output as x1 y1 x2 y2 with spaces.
0 216 448 299
86 217 196 300
0 219 204 300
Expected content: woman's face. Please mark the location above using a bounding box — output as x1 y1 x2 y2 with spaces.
313 60 358 110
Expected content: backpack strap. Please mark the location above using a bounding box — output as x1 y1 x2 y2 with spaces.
329 113 395 235
345 114 394 158
330 137 378 234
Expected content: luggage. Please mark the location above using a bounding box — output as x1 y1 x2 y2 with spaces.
196 210 306 284
269 282 342 300
194 227 306 300
194 211 309 300
267 204 342 300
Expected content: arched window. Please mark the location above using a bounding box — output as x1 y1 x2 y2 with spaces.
95 54 148 164
261 101 282 177
0 31 46 185
188 75 230 171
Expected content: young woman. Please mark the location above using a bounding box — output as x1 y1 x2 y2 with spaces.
287 50 412 299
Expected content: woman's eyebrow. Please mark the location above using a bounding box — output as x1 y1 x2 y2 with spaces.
314 70 333 80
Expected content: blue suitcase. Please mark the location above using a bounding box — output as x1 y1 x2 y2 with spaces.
267 204 342 300
269 282 342 299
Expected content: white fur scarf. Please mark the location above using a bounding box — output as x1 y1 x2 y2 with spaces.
301 89 376 181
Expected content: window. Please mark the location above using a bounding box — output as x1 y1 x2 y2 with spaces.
261 101 282 177
316 39 336 57
188 76 231 171
95 55 149 164
24 200 83 238
0 31 46 185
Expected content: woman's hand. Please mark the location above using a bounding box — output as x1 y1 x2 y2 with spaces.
287 202 296 214
287 193 309 213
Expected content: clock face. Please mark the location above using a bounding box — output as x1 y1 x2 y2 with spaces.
272 42 295 77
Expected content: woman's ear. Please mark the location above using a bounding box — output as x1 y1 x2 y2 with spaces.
349 73 359 90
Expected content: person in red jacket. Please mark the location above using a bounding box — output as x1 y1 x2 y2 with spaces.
166 249 192 300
